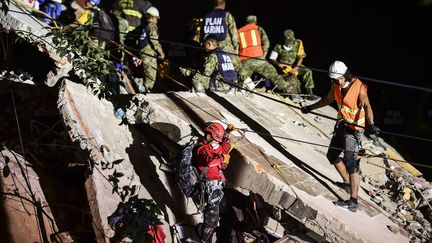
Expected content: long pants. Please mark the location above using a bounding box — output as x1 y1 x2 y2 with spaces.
140 54 157 91
240 58 298 93
283 65 315 92
201 181 224 242
191 73 233 92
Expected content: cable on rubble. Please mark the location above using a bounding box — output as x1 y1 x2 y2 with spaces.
5 6 432 93
5 4 432 181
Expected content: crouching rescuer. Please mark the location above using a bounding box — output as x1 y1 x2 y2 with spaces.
192 122 235 242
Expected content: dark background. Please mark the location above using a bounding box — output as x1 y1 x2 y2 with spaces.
152 0 432 178
5 0 432 178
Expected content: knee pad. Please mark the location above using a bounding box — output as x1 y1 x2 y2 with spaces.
345 159 360 174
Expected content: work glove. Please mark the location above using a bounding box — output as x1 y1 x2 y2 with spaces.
282 65 292 74
301 105 311 114
222 154 230 166
179 67 191 76
367 124 380 135
225 124 236 134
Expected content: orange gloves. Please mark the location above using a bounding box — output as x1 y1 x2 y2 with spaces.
225 124 236 134
222 154 230 166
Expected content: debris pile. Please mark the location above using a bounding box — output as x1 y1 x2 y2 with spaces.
366 171 432 241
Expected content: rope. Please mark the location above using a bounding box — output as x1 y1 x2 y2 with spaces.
4 7 432 94
3 19 431 171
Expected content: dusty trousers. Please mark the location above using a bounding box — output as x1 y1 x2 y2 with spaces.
200 180 224 242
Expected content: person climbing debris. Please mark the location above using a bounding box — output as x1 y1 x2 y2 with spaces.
301 60 380 212
192 122 235 242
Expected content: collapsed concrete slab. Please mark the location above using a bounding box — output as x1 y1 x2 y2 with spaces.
2 1 425 242
58 80 204 242
125 91 411 242
0 148 58 243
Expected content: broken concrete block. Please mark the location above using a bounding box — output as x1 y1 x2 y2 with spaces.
263 217 285 238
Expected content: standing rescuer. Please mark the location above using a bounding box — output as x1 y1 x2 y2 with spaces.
301 60 380 212
136 6 165 93
193 122 235 242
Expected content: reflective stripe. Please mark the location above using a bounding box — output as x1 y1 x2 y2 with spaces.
239 32 247 49
338 104 363 115
334 79 366 131
342 117 366 125
128 25 136 31
251 29 258 46
123 9 142 18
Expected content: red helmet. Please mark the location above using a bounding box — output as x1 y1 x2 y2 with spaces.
204 122 225 142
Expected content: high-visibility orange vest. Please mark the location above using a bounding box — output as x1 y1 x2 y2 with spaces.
237 24 263 61
334 78 367 131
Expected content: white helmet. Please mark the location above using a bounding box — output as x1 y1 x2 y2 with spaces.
146 7 160 18
329 60 347 79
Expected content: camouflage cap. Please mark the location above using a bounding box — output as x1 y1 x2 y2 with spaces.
246 15 257 24
283 29 295 40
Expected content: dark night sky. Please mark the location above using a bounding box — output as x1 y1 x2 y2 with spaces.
155 0 432 88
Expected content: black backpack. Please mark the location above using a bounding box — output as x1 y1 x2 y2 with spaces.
92 8 115 42
175 141 206 198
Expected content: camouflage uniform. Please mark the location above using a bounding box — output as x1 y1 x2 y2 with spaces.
139 22 163 91
191 52 233 92
203 9 241 72
239 25 294 93
270 32 315 93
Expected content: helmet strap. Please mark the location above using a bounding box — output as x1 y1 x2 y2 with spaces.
342 81 350 89
211 141 220 150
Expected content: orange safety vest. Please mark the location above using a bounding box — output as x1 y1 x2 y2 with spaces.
334 78 367 131
237 24 263 61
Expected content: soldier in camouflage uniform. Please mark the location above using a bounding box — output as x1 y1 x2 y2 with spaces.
180 35 237 92
237 16 292 93
269 29 318 99
202 0 241 72
136 7 165 93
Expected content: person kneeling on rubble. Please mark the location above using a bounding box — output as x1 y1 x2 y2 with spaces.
192 122 235 242
180 34 238 93
301 60 380 212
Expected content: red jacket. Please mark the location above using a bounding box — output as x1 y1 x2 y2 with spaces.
193 138 231 181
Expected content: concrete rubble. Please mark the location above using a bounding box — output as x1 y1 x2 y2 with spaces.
1 1 432 243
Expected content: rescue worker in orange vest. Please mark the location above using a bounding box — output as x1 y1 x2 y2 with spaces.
301 61 380 212
237 15 292 94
